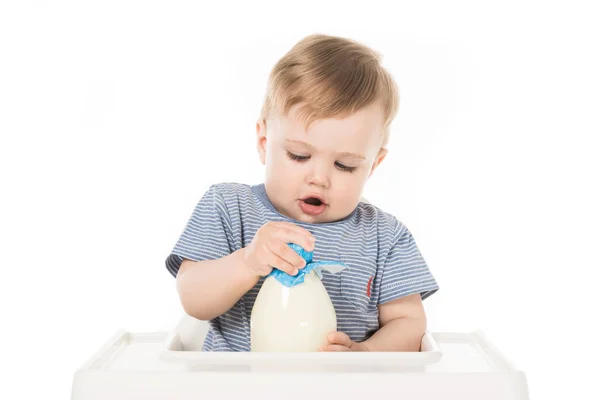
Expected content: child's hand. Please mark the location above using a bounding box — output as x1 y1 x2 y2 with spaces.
243 221 316 277
319 332 368 352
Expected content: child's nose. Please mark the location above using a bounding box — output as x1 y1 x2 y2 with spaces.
306 163 331 189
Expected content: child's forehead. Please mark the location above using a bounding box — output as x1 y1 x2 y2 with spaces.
280 101 385 129
272 102 385 153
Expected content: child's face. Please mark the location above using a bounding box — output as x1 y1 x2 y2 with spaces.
256 101 388 223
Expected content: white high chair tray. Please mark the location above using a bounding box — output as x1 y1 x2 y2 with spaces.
71 329 529 400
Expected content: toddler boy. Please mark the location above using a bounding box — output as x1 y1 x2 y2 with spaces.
166 34 439 352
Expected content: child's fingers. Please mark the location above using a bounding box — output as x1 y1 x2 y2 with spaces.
327 332 353 347
273 224 316 252
277 240 308 269
267 240 306 271
266 249 298 276
275 222 316 242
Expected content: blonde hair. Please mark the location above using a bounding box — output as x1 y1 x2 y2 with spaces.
260 34 399 148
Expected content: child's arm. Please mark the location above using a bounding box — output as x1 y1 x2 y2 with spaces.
362 293 426 351
176 249 259 321
176 221 315 321
320 293 426 351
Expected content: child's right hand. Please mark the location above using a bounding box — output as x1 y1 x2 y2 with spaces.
242 221 316 277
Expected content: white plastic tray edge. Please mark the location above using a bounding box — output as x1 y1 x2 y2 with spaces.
157 331 443 366
76 329 129 371
431 330 523 373
74 329 525 375
470 330 520 372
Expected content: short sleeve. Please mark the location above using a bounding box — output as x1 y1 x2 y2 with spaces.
165 184 236 278
378 223 439 304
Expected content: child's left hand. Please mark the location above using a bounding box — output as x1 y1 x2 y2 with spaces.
319 331 368 352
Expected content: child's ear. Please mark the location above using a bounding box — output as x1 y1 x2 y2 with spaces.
368 147 388 178
256 120 267 165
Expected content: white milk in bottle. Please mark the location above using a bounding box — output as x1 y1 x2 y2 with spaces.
250 244 345 352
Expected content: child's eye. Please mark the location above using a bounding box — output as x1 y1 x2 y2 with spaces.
287 152 310 162
335 162 356 173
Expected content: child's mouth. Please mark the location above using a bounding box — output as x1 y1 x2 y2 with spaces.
299 196 327 216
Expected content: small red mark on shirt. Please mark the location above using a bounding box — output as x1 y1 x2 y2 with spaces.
366 275 374 297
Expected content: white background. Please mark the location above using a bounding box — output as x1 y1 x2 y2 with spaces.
1 1 598 399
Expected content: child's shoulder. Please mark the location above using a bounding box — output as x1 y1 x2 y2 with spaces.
354 200 405 237
208 181 252 196
204 181 259 210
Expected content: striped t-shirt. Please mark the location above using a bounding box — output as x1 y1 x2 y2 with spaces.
166 182 439 351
